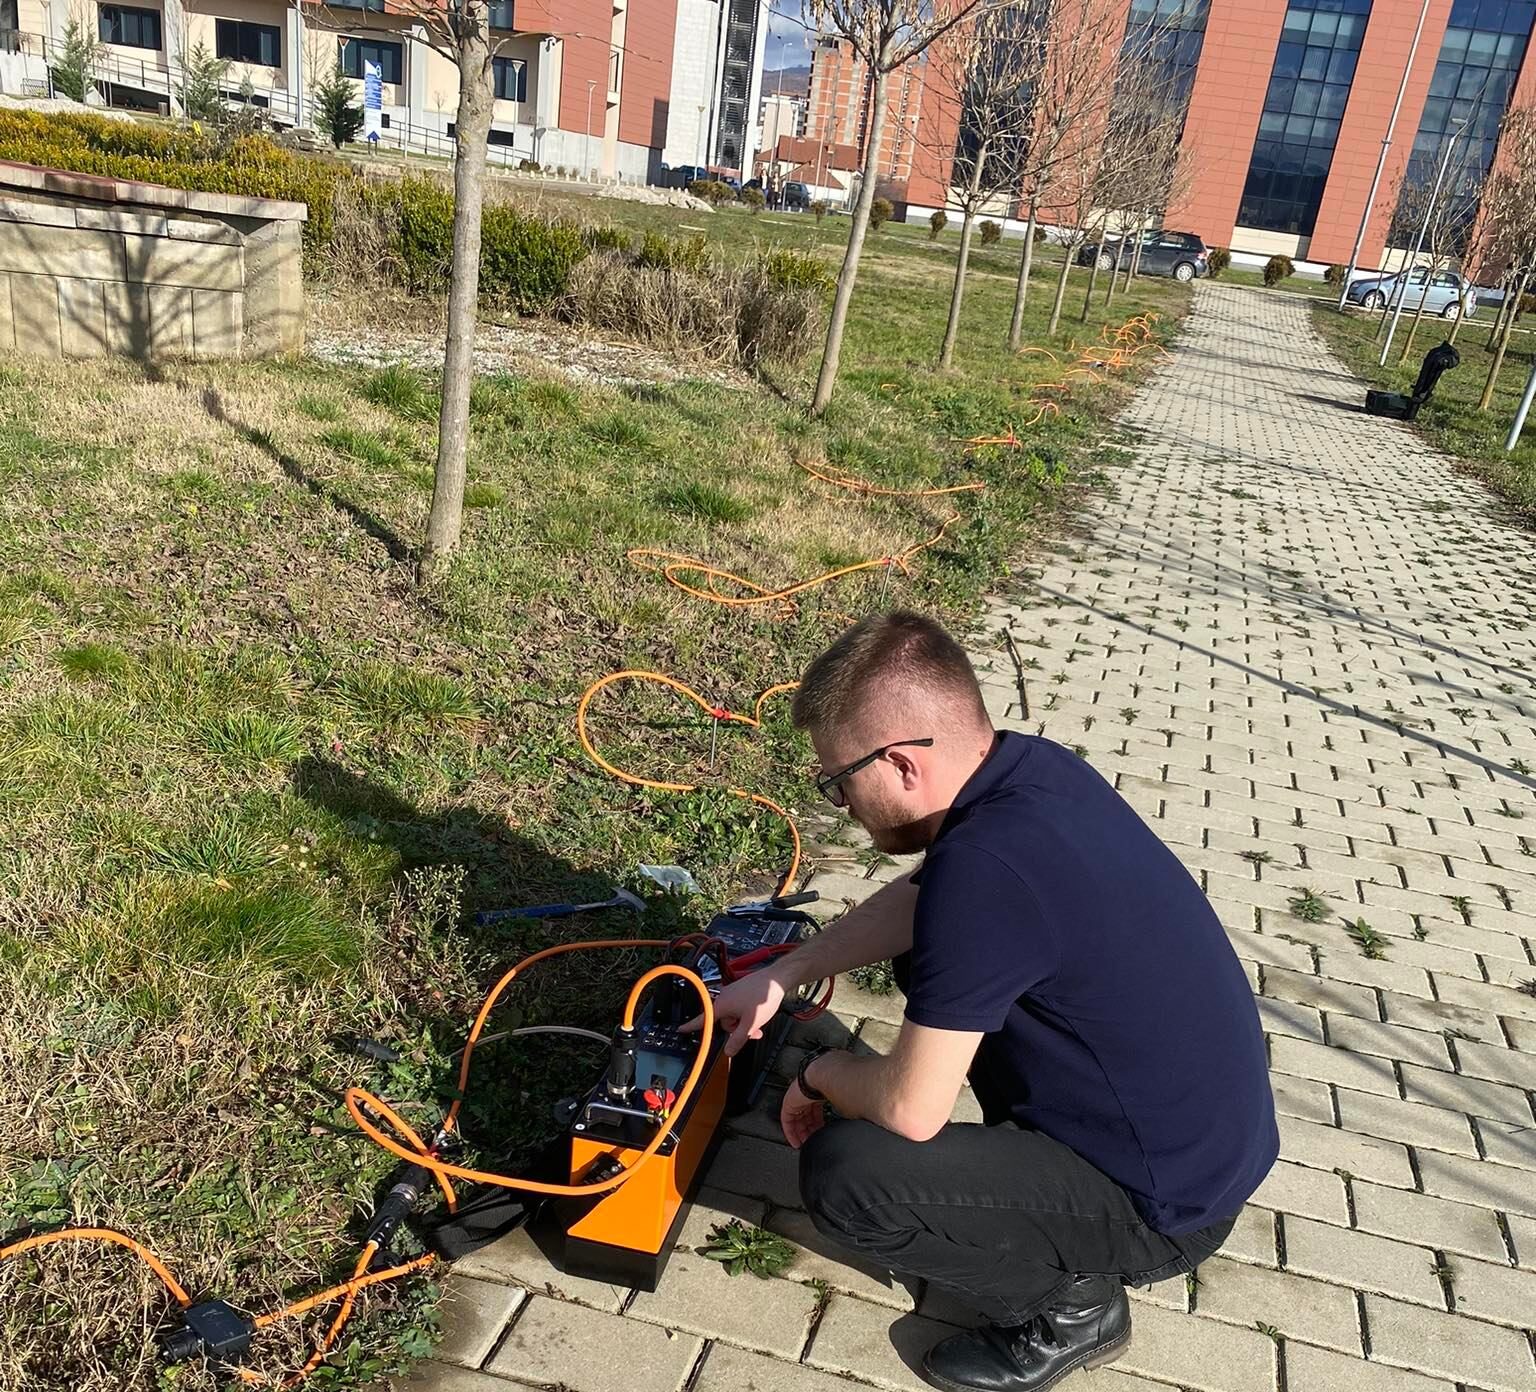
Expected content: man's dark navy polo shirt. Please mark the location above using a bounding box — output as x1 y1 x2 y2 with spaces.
902 732 1278 1235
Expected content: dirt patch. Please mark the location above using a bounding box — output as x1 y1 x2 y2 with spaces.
306 293 748 390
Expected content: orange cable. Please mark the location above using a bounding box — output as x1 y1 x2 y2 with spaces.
575 671 802 897
346 966 715 1202
0 1228 191 1308
796 458 985 498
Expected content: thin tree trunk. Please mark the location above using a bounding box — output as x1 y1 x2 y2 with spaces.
1398 285 1434 363
1007 197 1038 350
811 63 890 418
1121 205 1146 290
1080 218 1105 321
940 143 987 369
1047 233 1074 336
1488 274 1513 350
1448 305 1465 344
1480 268 1530 409
420 28 494 581
940 208 978 368
1104 220 1125 307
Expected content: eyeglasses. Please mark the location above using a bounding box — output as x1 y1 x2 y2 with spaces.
815 738 934 807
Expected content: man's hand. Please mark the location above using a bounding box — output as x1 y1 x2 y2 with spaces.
780 1079 826 1149
682 968 786 1056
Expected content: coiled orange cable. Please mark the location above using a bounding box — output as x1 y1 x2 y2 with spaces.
576 670 801 897
626 511 961 613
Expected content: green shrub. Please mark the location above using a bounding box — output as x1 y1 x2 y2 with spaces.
759 247 832 294
517 157 542 173
688 178 734 205
347 177 587 311
870 196 894 232
1263 254 1295 287
1323 263 1347 288
979 219 1001 246
182 40 230 122
1206 246 1231 278
480 204 588 313
741 186 765 212
635 230 711 274
314 63 363 148
929 209 947 240
49 16 101 104
1033 224 1048 245
584 224 631 254
811 199 831 222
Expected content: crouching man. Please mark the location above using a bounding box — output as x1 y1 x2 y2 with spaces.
710 612 1277 1392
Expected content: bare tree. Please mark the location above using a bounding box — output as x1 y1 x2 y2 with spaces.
315 0 500 579
1472 106 1536 410
1382 97 1496 358
1003 0 1124 347
805 0 987 416
927 0 1048 368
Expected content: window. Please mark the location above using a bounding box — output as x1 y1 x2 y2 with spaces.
340 37 402 84
98 3 161 49
492 56 526 102
1238 0 1372 236
215 18 279 66
328 0 384 9
487 1 514 27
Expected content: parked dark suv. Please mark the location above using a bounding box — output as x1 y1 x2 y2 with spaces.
1077 229 1209 282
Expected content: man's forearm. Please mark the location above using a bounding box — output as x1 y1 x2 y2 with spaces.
769 873 918 991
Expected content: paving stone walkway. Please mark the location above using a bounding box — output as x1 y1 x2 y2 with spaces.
407 284 1536 1392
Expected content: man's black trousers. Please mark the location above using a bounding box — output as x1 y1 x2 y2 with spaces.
799 1118 1236 1324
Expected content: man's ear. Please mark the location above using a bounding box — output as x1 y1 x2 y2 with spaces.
886 747 923 788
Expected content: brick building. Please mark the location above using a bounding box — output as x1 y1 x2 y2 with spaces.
897 0 1536 270
799 35 927 189
0 0 772 182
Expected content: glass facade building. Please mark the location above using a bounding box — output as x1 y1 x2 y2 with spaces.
1238 0 1373 236
1121 0 1212 115
1397 0 1534 244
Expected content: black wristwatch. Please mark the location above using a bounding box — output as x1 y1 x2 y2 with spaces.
797 1046 830 1102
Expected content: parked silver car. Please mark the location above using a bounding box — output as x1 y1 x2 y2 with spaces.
1345 268 1477 319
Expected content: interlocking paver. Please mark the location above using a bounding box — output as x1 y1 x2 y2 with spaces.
431 1276 524 1369
1280 1215 1445 1307
804 1296 959 1392
1450 1255 1536 1329
1111 1300 1277 1391
1350 1179 1513 1262
1361 1293 1536 1392
1192 1256 1361 1353
627 1250 821 1357
486 1297 702 1392
1282 1342 1457 1392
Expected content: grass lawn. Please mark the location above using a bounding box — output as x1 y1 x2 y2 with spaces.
0 192 1186 1389
1216 266 1337 300
1311 300 1536 521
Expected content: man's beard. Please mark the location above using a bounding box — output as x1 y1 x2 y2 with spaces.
866 814 932 856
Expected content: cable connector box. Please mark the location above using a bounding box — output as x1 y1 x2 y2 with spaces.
161 1299 255 1363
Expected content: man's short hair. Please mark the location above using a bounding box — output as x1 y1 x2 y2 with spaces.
792 611 988 735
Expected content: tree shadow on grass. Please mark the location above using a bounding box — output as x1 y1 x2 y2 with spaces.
199 384 416 566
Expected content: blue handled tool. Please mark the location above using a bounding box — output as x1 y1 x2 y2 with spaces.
476 887 645 927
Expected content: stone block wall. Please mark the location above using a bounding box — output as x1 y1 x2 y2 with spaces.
0 162 307 362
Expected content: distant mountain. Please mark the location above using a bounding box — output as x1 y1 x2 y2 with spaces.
761 64 811 100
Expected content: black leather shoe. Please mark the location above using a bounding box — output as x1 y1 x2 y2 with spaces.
921 1275 1131 1392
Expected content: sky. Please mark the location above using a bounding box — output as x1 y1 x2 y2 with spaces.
764 0 815 69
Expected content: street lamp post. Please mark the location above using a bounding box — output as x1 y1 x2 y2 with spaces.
1379 121 1464 366
585 77 597 179
1339 0 1433 310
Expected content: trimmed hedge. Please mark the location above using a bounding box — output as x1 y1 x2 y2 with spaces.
0 110 343 257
